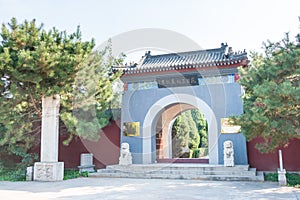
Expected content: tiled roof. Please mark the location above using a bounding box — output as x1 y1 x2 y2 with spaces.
116 43 248 75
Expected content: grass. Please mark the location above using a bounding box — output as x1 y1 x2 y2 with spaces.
0 168 26 181
0 168 88 181
264 173 278 182
63 169 89 180
286 173 300 188
264 172 300 188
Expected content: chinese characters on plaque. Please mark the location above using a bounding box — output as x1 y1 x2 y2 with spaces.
221 118 241 134
127 74 236 91
123 122 140 137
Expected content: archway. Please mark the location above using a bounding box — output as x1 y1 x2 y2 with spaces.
155 104 208 163
155 103 196 160
170 109 208 160
142 93 218 164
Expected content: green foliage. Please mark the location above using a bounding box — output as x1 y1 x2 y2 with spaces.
185 111 200 149
0 168 26 181
0 18 122 167
286 173 300 188
63 169 89 180
264 172 278 182
63 43 123 141
264 172 300 188
172 110 207 158
192 148 208 158
0 168 88 181
172 114 189 158
232 30 300 153
191 110 208 148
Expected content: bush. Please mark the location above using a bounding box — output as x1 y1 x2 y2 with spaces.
286 173 300 188
189 149 193 158
0 168 88 181
192 148 208 158
63 169 89 180
264 172 300 188
264 173 278 182
192 149 199 158
0 168 26 181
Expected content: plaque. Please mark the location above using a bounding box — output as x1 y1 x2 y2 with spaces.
221 118 241 134
157 75 198 88
123 122 140 136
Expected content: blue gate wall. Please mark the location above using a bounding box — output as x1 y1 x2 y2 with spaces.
121 82 248 165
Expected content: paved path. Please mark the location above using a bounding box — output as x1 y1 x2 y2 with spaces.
0 178 299 200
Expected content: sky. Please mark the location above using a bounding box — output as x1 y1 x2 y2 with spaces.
0 0 299 62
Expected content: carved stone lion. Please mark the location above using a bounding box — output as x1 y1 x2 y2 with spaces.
223 140 234 167
119 142 132 165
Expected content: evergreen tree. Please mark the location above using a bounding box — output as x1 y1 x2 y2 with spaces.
191 109 208 148
0 18 121 166
185 111 200 149
232 30 300 152
172 115 189 157
172 110 200 157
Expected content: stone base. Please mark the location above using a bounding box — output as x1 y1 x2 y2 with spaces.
34 162 64 181
78 165 95 173
278 169 287 186
224 159 234 167
119 154 133 166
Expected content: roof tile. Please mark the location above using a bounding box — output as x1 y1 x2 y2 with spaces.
115 43 248 74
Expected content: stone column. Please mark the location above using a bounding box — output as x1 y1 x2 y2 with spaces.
34 95 64 181
278 150 287 186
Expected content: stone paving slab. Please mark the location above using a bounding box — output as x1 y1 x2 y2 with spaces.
0 177 299 200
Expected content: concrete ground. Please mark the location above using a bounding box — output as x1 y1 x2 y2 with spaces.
0 178 299 200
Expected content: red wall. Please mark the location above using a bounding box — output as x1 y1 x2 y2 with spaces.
32 119 300 172
58 120 120 169
247 138 300 171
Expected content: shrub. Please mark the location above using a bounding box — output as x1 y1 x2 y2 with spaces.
0 168 26 181
63 169 89 180
192 148 208 158
264 172 300 188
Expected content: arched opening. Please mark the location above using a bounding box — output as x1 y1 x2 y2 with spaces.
155 103 194 160
155 104 208 163
171 109 208 159
142 94 218 164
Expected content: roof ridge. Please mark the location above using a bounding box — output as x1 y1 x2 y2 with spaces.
114 43 248 74
144 46 226 59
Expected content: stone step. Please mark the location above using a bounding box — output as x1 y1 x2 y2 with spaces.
97 168 256 176
90 164 264 182
89 171 264 181
106 164 250 172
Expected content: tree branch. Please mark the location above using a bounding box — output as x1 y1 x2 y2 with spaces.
29 93 42 119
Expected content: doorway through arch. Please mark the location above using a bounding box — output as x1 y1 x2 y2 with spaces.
155 103 209 163
142 93 218 164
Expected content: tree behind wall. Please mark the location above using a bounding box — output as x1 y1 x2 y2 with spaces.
232 29 300 153
172 110 201 158
191 109 208 148
0 18 121 167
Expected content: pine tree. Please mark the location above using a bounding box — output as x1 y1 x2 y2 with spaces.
185 111 200 150
191 109 208 148
172 115 189 157
172 110 200 157
0 18 121 166
232 30 300 153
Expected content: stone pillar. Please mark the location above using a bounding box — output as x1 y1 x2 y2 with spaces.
278 150 287 186
278 169 287 186
34 95 64 181
26 166 34 181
